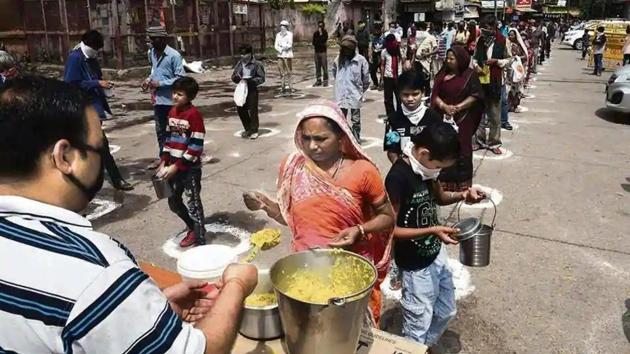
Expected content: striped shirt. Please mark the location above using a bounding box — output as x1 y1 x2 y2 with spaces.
0 196 206 353
161 105 205 171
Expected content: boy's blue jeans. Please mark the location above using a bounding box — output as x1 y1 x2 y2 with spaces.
401 246 456 346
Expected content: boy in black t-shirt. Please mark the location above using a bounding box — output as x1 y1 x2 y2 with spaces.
384 70 443 163
385 123 484 348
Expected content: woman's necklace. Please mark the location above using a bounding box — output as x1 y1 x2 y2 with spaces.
330 157 344 179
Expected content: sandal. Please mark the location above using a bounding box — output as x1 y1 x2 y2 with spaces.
490 147 503 155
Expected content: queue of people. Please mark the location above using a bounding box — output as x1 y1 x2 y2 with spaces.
0 14 557 353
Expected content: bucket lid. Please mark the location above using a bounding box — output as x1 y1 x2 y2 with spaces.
177 245 238 279
453 217 481 241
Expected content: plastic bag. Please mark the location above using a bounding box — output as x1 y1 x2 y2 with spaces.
233 80 248 107
511 56 525 83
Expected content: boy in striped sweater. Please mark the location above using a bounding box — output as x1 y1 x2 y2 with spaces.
156 77 207 247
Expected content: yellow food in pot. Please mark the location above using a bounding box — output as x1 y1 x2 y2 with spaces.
283 255 374 304
244 292 277 307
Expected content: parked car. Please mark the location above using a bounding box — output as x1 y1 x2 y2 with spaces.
606 65 630 114
562 29 586 50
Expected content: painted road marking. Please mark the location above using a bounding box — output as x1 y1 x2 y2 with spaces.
109 144 121 154
162 222 252 259
524 94 536 99
273 93 306 99
86 198 121 221
360 137 382 150
232 128 281 138
474 148 514 160
304 84 331 89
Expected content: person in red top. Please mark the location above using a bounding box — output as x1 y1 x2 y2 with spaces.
156 77 207 247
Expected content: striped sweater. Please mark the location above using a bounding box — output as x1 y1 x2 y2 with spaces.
161 104 205 171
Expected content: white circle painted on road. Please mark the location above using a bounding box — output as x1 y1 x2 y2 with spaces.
528 85 538 89
458 184 503 209
515 106 529 113
232 128 281 138
224 106 238 113
360 137 382 150
473 148 514 160
532 77 538 81
273 93 306 99
524 94 536 99
86 198 121 221
304 84 330 89
162 222 251 259
109 144 121 154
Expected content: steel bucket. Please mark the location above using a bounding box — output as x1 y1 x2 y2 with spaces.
152 176 173 199
269 249 376 354
455 198 497 267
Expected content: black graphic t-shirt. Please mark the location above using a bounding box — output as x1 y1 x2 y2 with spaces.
385 159 442 270
383 108 443 155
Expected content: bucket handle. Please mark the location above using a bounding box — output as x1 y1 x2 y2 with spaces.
457 197 497 228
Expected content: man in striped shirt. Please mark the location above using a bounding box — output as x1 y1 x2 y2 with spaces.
0 76 257 353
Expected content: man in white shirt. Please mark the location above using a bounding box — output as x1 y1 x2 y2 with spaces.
275 20 294 95
414 22 437 95
0 76 258 354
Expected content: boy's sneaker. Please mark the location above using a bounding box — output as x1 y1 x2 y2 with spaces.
322 82 329 87
240 130 250 138
179 230 198 248
249 132 259 140
313 81 322 87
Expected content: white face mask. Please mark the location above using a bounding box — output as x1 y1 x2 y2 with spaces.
281 26 288 34
80 42 98 59
403 142 442 180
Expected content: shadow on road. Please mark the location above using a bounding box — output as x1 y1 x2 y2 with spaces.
622 178 630 193
595 108 630 125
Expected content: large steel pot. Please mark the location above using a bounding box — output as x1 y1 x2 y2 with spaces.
239 268 283 340
270 249 376 354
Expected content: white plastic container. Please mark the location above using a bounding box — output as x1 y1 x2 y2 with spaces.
176 245 238 283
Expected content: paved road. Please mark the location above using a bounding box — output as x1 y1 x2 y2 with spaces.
92 44 630 353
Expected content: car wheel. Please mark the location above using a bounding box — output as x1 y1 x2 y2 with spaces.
574 39 583 51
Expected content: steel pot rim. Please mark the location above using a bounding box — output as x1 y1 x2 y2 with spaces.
270 248 377 306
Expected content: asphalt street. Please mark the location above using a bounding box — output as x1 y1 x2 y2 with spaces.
90 44 630 353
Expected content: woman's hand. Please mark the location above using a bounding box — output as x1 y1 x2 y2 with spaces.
243 191 268 211
329 226 362 248
431 226 460 245
462 186 486 204
444 104 458 116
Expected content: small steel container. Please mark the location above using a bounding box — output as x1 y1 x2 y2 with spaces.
453 198 497 267
152 176 173 199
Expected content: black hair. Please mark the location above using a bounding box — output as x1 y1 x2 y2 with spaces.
597 26 605 32
239 43 253 55
481 14 497 29
411 122 460 161
172 77 199 101
81 30 104 50
626 25 630 34
397 70 426 93
358 20 365 25
418 22 428 31
0 76 91 178
318 20 325 26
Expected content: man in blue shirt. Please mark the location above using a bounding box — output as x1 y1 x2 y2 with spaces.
143 26 186 169
64 30 133 191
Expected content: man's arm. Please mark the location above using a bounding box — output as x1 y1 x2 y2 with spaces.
361 58 370 92
196 264 257 354
63 54 100 91
159 54 186 87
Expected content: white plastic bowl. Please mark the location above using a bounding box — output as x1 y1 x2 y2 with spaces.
176 245 238 283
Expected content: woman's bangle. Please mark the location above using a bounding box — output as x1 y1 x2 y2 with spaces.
357 224 366 239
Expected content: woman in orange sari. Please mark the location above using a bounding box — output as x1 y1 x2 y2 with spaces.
244 100 395 324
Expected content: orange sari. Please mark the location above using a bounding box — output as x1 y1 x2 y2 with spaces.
277 100 393 324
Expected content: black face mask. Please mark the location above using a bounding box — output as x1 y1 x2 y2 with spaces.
64 143 105 202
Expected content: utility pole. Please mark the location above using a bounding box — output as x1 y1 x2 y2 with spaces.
494 0 498 18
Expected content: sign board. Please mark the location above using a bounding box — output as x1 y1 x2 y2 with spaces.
414 13 426 22
232 3 248 15
557 0 566 6
481 1 505 8
515 0 532 10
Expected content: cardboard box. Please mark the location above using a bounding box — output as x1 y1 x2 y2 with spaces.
232 326 427 354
